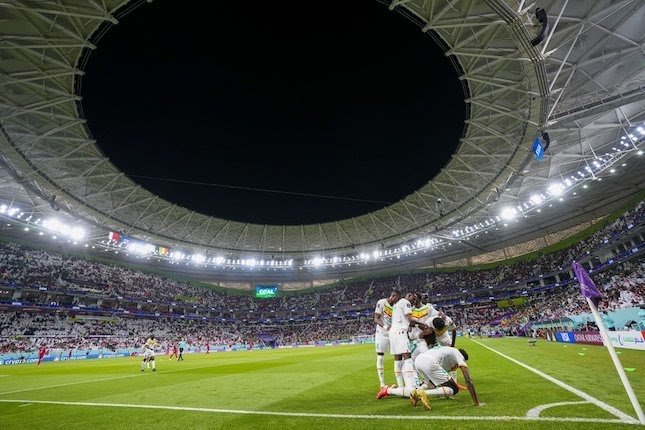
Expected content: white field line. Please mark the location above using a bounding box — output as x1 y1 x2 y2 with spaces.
0 361 233 396
0 399 638 425
472 340 638 424
526 401 589 418
0 373 144 396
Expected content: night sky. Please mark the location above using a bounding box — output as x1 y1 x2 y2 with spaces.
81 0 464 225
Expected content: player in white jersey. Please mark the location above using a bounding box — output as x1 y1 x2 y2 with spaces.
408 296 440 361
431 311 465 389
411 346 481 409
387 292 427 392
434 314 457 347
140 335 157 372
374 290 401 387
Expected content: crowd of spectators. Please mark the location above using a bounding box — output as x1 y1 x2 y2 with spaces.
1 201 642 317
0 311 373 354
508 257 645 326
0 201 643 354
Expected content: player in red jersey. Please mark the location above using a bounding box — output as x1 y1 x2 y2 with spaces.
37 346 47 367
168 341 178 360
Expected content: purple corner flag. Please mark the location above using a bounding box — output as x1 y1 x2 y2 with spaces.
572 261 602 307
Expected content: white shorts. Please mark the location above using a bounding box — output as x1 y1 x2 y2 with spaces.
437 333 452 347
143 349 155 359
375 331 390 354
410 339 428 361
414 353 450 386
390 330 410 355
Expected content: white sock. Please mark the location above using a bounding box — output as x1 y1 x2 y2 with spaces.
412 362 422 388
146 361 150 368
450 370 458 382
141 361 146 370
151 360 156 369
394 360 404 387
376 355 385 387
387 386 412 397
402 358 415 388
423 386 455 398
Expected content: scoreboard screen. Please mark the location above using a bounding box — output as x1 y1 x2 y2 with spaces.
531 137 544 160
255 285 278 299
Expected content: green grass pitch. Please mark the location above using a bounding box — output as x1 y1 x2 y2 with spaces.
0 337 643 429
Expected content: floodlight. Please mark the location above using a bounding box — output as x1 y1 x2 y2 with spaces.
70 227 86 241
547 183 565 196
500 207 517 220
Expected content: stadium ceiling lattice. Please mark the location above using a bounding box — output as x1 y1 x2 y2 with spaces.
0 0 643 267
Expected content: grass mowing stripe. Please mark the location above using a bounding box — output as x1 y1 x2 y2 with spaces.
0 399 638 425
471 340 638 424
0 358 282 396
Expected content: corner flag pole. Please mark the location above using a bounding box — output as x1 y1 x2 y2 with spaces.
585 297 645 424
573 260 645 424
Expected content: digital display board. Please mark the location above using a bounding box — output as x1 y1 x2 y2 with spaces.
532 137 544 160
255 285 278 299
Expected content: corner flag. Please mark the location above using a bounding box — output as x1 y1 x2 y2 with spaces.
572 261 601 307
572 261 645 424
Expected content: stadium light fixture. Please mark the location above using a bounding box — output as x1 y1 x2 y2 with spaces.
529 194 543 205
70 227 86 241
500 207 517 220
547 182 565 196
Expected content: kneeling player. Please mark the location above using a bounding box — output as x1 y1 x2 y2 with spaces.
141 335 157 372
411 346 481 409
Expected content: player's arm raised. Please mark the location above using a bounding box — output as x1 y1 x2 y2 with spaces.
460 366 481 406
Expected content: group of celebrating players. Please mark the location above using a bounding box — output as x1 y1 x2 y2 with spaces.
374 290 482 410
137 289 482 411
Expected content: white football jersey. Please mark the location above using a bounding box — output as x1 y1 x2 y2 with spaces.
374 298 394 335
409 304 436 340
390 298 413 331
426 346 467 371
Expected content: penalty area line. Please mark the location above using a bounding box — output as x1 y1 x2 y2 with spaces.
471 340 639 424
0 399 638 425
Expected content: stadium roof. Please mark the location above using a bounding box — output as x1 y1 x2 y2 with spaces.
0 0 643 272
